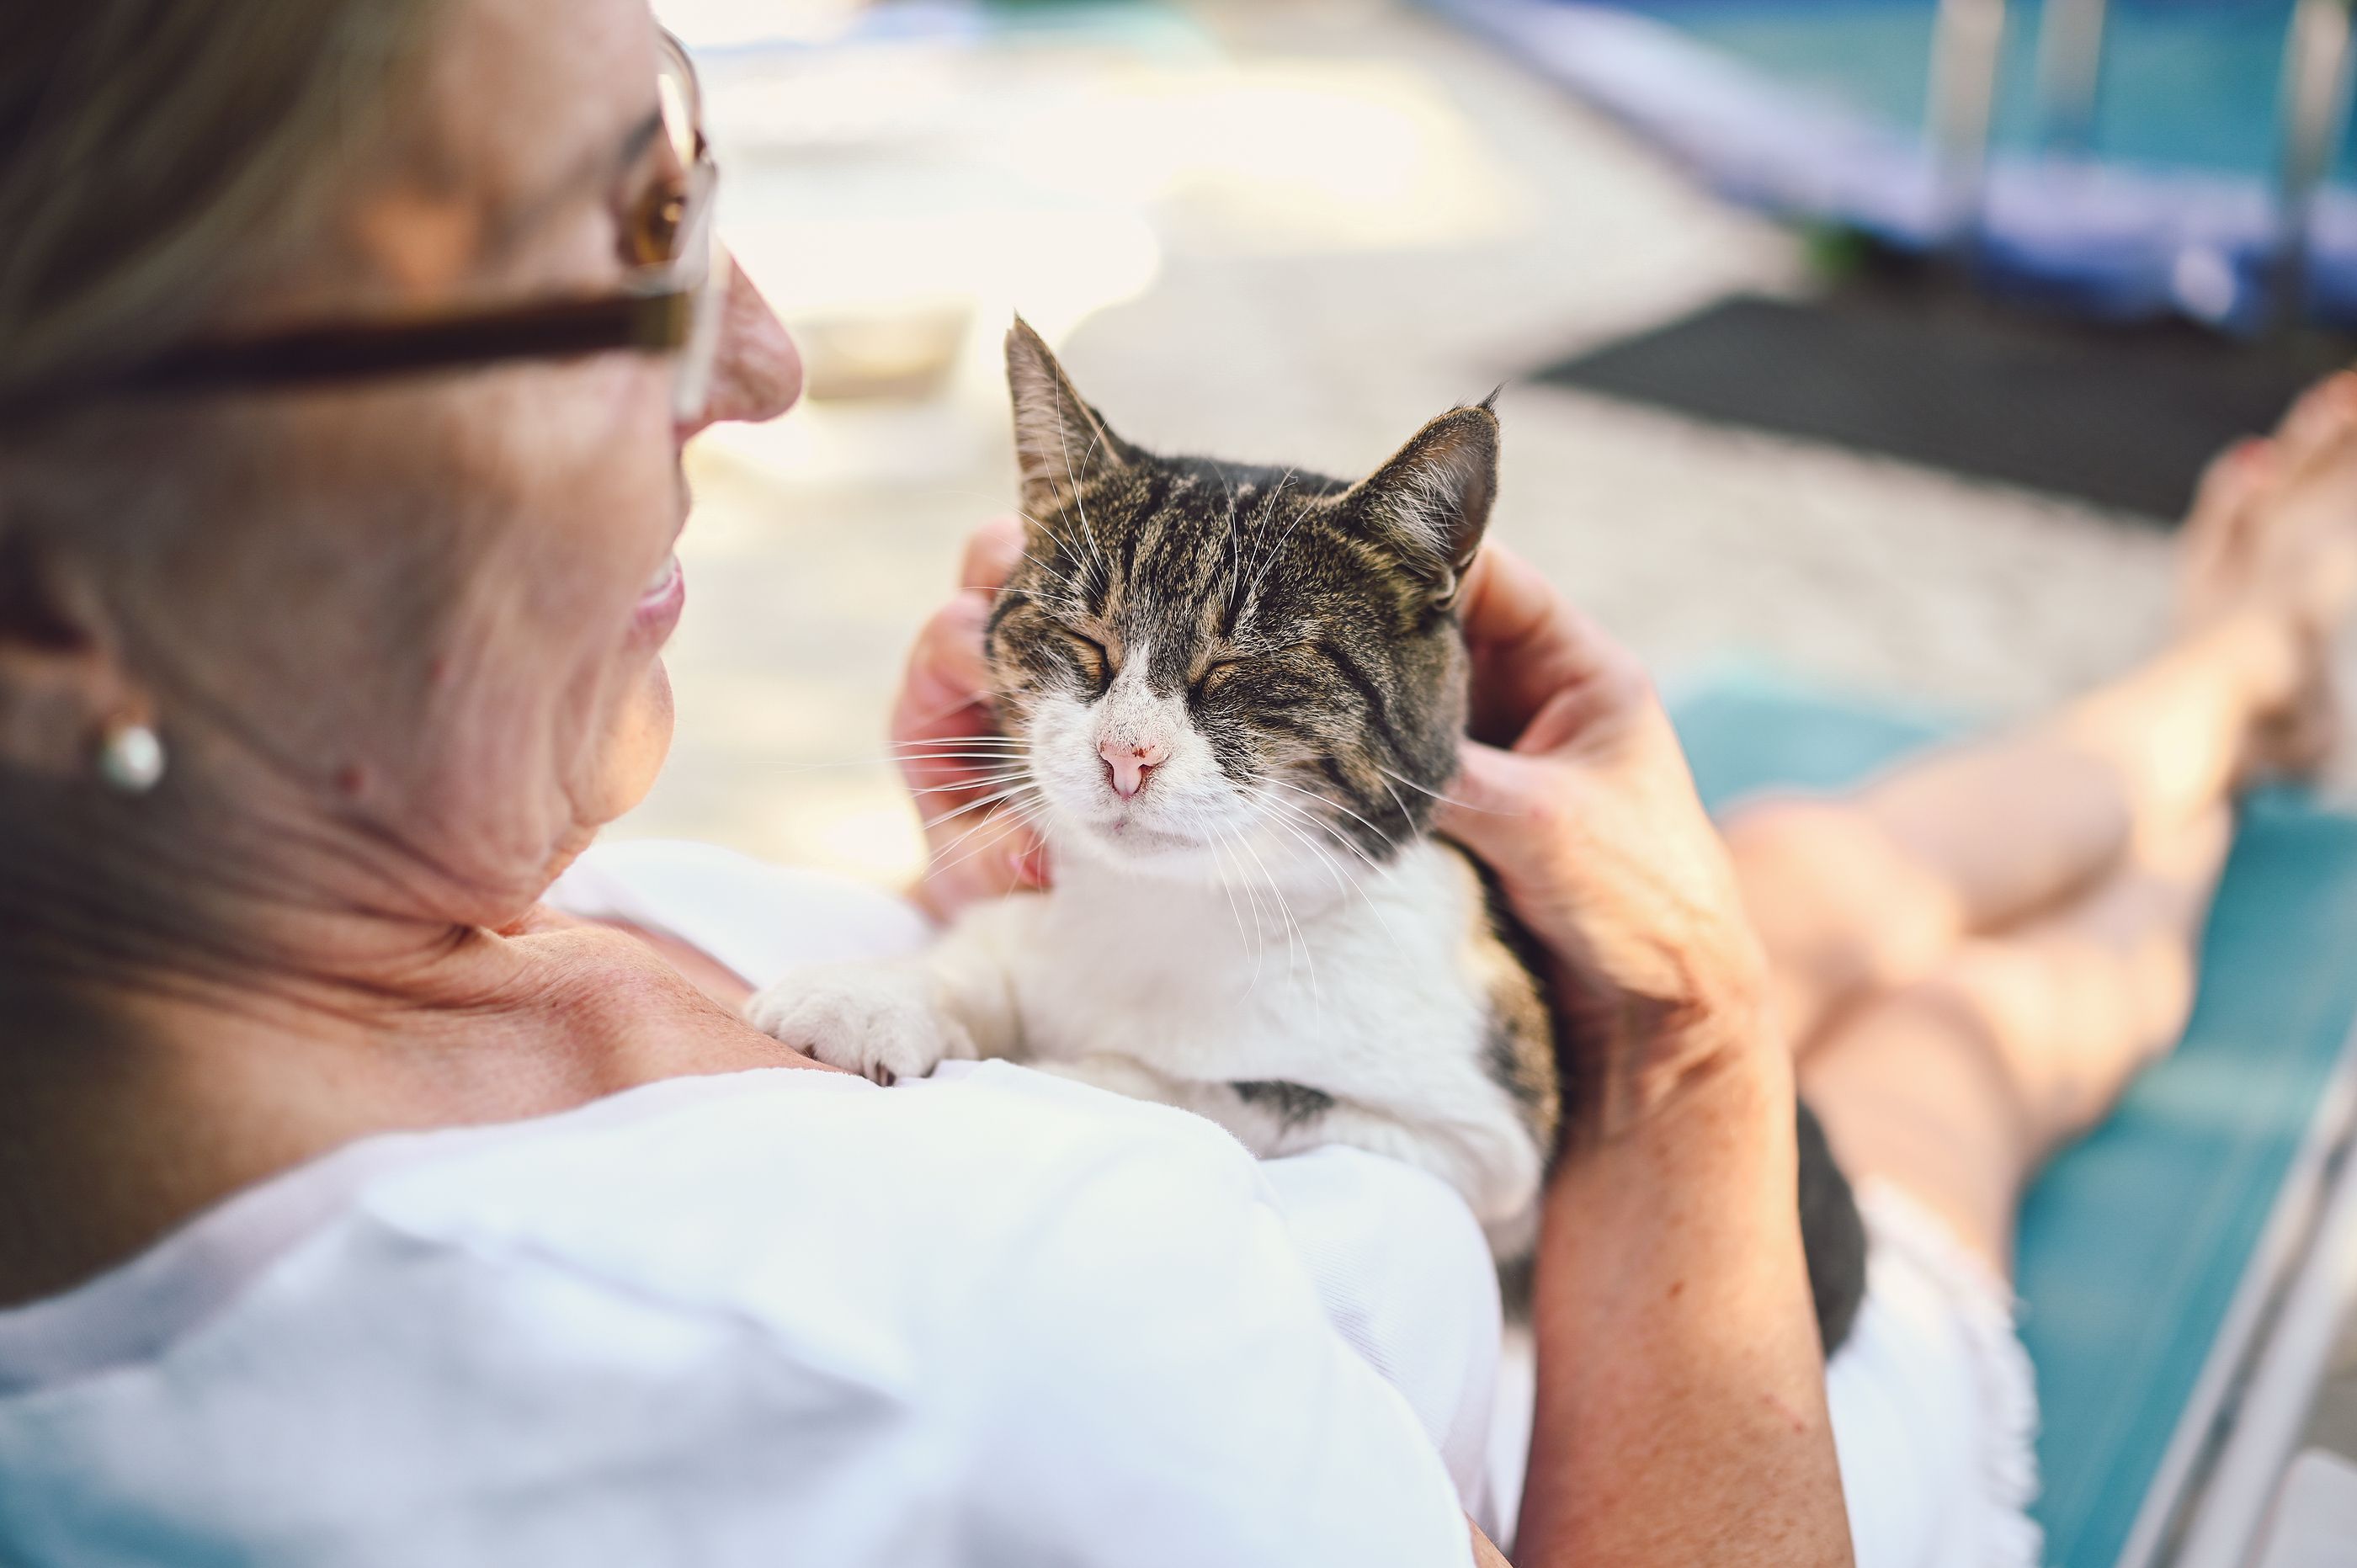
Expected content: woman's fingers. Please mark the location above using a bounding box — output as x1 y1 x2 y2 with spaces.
893 592 995 735
1437 739 1526 825
1435 741 1549 873
891 593 1018 825
960 514 1025 592
912 811 1048 922
1455 543 1641 746
894 517 1051 920
1439 550 1780 1130
897 516 1023 763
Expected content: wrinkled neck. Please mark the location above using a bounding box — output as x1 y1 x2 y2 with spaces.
0 780 802 1307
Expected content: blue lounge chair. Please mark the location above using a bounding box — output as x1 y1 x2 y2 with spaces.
1672 673 2357 1567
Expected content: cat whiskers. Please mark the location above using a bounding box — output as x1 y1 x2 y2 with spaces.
907 770 1033 799
1368 766 1423 839
1006 545 1093 608
915 485 1105 604
999 587 1092 624
890 739 1031 784
1021 515 1108 605
891 741 1029 762
922 787 1052 886
1253 789 1412 961
1236 468 1301 624
1212 465 1249 626
899 763 1033 791
1178 805 1273 994
893 753 1030 773
922 809 1052 896
1051 384 1115 589
1375 763 1504 816
889 734 1027 754
759 737 1026 775
1258 774 1402 860
1258 788 1382 876
1231 823 1316 1013
1257 799 1357 901
1170 800 1262 986
919 779 1048 833
1224 826 1277 997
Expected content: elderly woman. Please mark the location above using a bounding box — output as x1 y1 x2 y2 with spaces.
3 2 2354 1564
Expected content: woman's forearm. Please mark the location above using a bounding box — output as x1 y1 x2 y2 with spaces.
1514 1042 1852 1566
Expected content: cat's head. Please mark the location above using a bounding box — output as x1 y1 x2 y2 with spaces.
984 318 1497 884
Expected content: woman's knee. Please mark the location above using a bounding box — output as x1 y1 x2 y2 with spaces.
1860 933 2186 1161
1723 796 1966 1023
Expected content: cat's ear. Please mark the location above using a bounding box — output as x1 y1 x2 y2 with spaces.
1338 398 1498 606
1004 316 1137 520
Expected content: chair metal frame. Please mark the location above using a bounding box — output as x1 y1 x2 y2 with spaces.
1927 0 2357 322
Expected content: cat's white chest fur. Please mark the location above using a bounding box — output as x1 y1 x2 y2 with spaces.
750 838 1546 1235
1011 843 1485 1087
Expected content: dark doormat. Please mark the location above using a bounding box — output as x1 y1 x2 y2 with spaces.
1530 276 2356 523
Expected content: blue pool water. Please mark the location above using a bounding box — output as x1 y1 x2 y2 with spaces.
1434 0 2357 327
1642 0 2336 180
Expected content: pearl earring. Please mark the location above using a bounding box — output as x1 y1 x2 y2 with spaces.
96 720 166 795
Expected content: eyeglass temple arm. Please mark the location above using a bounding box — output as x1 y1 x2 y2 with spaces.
128 290 695 395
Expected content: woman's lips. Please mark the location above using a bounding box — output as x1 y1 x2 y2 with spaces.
634 550 686 642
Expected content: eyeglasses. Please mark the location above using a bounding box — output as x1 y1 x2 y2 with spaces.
115 31 729 423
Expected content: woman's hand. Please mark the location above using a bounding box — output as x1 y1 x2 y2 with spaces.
1443 545 1851 1565
1436 542 1771 1139
893 518 1050 924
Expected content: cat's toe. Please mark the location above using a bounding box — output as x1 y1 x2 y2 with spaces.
744 965 970 1085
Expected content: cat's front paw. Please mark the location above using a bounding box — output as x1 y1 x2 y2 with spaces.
744 964 974 1086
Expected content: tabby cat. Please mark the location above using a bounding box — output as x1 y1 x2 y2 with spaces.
748 321 1865 1347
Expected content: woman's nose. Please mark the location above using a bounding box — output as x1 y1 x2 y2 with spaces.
682 257 801 439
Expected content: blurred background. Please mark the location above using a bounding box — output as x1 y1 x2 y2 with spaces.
628 0 2357 886
620 0 2357 1475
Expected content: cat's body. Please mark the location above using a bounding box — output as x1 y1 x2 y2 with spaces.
750 321 1865 1347
782 832 1556 1254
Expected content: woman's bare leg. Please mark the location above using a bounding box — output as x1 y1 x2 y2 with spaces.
1797 804 2232 1269
1747 371 2357 1270
1729 376 2357 1054
1730 617 2279 1051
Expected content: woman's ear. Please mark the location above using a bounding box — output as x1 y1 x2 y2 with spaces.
0 528 144 783
1336 398 1499 606
1003 316 1139 525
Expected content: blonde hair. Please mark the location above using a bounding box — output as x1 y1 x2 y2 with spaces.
0 3 444 415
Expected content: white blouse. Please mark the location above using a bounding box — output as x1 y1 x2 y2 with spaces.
0 839 2040 1567
0 847 1499 1566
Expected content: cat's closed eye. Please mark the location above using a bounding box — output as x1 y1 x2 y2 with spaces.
1064 632 1113 694
1191 658 1246 702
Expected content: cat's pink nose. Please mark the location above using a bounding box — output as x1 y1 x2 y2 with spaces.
1100 738 1168 800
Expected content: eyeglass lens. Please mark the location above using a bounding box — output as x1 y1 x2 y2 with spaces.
658 36 726 422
